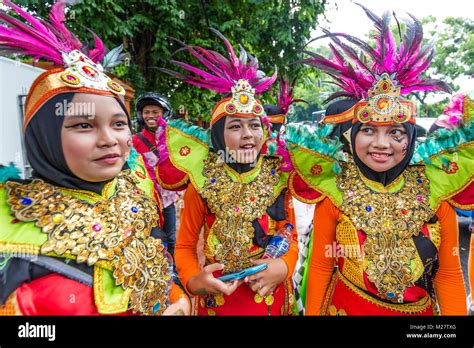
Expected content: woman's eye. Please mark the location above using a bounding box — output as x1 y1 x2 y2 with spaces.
114 121 127 127
71 123 92 129
391 129 405 136
251 123 262 128
361 127 373 134
228 125 240 129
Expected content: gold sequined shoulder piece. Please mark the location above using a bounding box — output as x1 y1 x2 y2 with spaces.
336 162 433 303
5 171 170 315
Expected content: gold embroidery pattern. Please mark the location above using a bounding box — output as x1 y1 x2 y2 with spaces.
337 163 433 303
114 236 170 315
427 222 441 250
6 171 169 315
336 216 366 290
200 152 280 273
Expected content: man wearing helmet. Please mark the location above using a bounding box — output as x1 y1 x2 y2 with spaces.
133 92 179 255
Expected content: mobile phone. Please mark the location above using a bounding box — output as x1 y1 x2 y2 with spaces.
216 263 268 282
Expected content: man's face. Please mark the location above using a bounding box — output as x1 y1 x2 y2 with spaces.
142 104 164 131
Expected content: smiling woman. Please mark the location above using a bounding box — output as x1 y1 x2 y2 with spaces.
61 94 131 183
287 4 473 316
156 29 299 316
0 0 190 316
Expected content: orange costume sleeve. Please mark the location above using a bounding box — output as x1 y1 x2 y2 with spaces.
433 202 467 315
174 184 207 292
305 197 339 315
169 283 190 306
278 193 299 280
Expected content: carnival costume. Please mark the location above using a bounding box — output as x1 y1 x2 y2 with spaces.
0 0 187 315
288 5 473 315
156 29 298 315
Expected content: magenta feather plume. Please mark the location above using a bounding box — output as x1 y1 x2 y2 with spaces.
297 3 451 101
0 0 105 65
277 76 307 113
159 28 277 95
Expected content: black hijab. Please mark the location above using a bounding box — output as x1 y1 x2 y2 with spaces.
25 93 130 195
326 99 357 153
350 121 417 186
209 115 286 247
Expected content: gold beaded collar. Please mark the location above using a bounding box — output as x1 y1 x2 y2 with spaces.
200 152 281 273
6 170 170 315
337 162 433 303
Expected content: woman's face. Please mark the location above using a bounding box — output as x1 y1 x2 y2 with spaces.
354 123 409 172
61 93 131 182
223 116 264 164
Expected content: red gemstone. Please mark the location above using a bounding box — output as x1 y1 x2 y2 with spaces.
402 209 408 215
82 65 98 77
66 75 75 81
250 196 255 202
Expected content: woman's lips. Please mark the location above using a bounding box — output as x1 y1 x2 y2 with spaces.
240 144 255 150
94 153 120 165
369 152 391 163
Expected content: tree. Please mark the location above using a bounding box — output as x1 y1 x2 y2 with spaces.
15 0 328 123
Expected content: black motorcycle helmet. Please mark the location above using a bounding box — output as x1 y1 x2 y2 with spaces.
135 92 172 129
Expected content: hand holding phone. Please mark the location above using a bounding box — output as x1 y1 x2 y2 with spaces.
217 263 268 282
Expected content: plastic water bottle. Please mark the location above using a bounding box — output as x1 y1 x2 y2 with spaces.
263 223 294 259
162 242 175 306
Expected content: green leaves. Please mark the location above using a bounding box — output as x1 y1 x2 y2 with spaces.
14 0 327 122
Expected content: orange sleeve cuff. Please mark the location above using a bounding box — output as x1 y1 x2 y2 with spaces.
279 193 299 279
174 185 206 291
169 283 190 306
305 198 339 315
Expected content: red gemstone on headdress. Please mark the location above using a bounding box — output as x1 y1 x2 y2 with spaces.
66 75 75 81
228 105 234 110
255 106 260 111
397 113 405 119
362 112 369 118
82 65 98 77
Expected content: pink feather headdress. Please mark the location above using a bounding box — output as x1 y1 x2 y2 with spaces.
159 28 277 125
0 0 127 128
297 3 451 125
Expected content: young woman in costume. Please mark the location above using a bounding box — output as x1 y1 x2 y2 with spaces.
156 29 299 315
287 5 473 315
0 0 189 316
